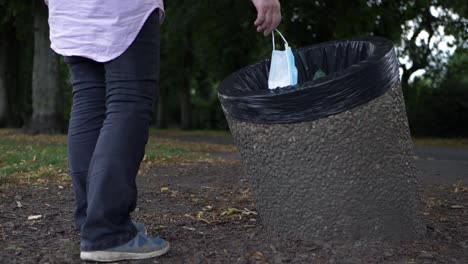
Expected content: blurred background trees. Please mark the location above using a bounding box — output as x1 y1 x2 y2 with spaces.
0 0 467 136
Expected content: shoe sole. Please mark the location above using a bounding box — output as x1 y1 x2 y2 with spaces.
80 243 169 262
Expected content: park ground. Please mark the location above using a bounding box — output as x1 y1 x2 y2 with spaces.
0 129 467 263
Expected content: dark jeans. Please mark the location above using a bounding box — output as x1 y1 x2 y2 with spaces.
64 9 160 251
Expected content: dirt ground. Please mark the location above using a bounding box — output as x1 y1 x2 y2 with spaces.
1 136 467 263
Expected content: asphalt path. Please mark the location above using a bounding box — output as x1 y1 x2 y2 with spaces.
413 146 468 185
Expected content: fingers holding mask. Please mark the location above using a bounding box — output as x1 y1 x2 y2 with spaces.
252 0 281 36
266 8 281 36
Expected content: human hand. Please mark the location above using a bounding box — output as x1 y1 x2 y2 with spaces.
251 0 281 36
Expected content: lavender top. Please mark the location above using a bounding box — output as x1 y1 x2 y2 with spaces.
46 0 165 62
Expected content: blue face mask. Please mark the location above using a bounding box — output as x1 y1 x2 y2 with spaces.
268 29 298 89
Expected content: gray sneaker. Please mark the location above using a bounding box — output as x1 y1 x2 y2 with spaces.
133 221 147 236
80 233 170 262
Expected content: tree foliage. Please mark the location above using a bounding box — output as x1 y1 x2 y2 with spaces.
0 0 467 135
406 48 468 136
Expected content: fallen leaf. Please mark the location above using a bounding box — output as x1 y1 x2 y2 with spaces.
5 245 21 250
184 214 212 225
249 251 266 261
241 208 258 216
453 180 466 193
202 205 213 212
221 207 240 216
182 226 196 231
27 215 42 220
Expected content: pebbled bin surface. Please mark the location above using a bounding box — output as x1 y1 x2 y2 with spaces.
227 84 426 243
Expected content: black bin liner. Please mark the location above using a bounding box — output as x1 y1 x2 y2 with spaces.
218 37 400 123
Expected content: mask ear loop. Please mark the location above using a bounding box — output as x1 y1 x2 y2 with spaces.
275 29 288 46
272 30 275 50
272 29 288 50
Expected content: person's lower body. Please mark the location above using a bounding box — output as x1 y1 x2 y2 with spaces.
64 9 169 261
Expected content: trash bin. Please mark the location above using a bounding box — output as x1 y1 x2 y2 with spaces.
218 37 425 243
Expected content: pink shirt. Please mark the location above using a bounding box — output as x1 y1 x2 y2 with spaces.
46 0 165 62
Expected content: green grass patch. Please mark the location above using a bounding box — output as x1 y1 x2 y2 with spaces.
145 143 193 160
150 128 232 139
0 129 194 186
412 138 468 148
0 139 69 185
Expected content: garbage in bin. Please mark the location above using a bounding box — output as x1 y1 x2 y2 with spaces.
313 69 326 80
218 37 425 244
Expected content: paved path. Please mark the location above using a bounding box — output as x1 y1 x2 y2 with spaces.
413 146 468 185
159 134 468 186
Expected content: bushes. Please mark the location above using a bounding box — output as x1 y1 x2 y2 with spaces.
407 79 468 137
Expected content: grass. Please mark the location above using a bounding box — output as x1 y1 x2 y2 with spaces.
144 143 193 160
0 129 193 186
412 138 468 148
3 127 465 186
150 128 232 139
0 140 68 184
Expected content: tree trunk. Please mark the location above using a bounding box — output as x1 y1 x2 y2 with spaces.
25 2 63 134
179 31 193 130
0 35 8 127
178 84 191 130
156 85 168 129
401 68 412 97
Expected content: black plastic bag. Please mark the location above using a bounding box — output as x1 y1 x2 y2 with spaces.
218 37 400 124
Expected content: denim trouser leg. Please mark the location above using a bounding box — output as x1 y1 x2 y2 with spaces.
66 61 106 231
65 9 160 251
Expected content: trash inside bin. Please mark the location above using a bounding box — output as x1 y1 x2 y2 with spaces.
218 37 425 244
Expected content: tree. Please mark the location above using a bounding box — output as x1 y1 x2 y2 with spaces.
159 0 262 129
399 1 467 93
0 4 13 126
279 0 467 94
0 28 8 126
1 0 466 131
158 0 195 129
402 46 468 137
0 0 34 127
24 1 63 134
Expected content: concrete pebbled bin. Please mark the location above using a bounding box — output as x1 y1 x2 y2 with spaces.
218 37 425 244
